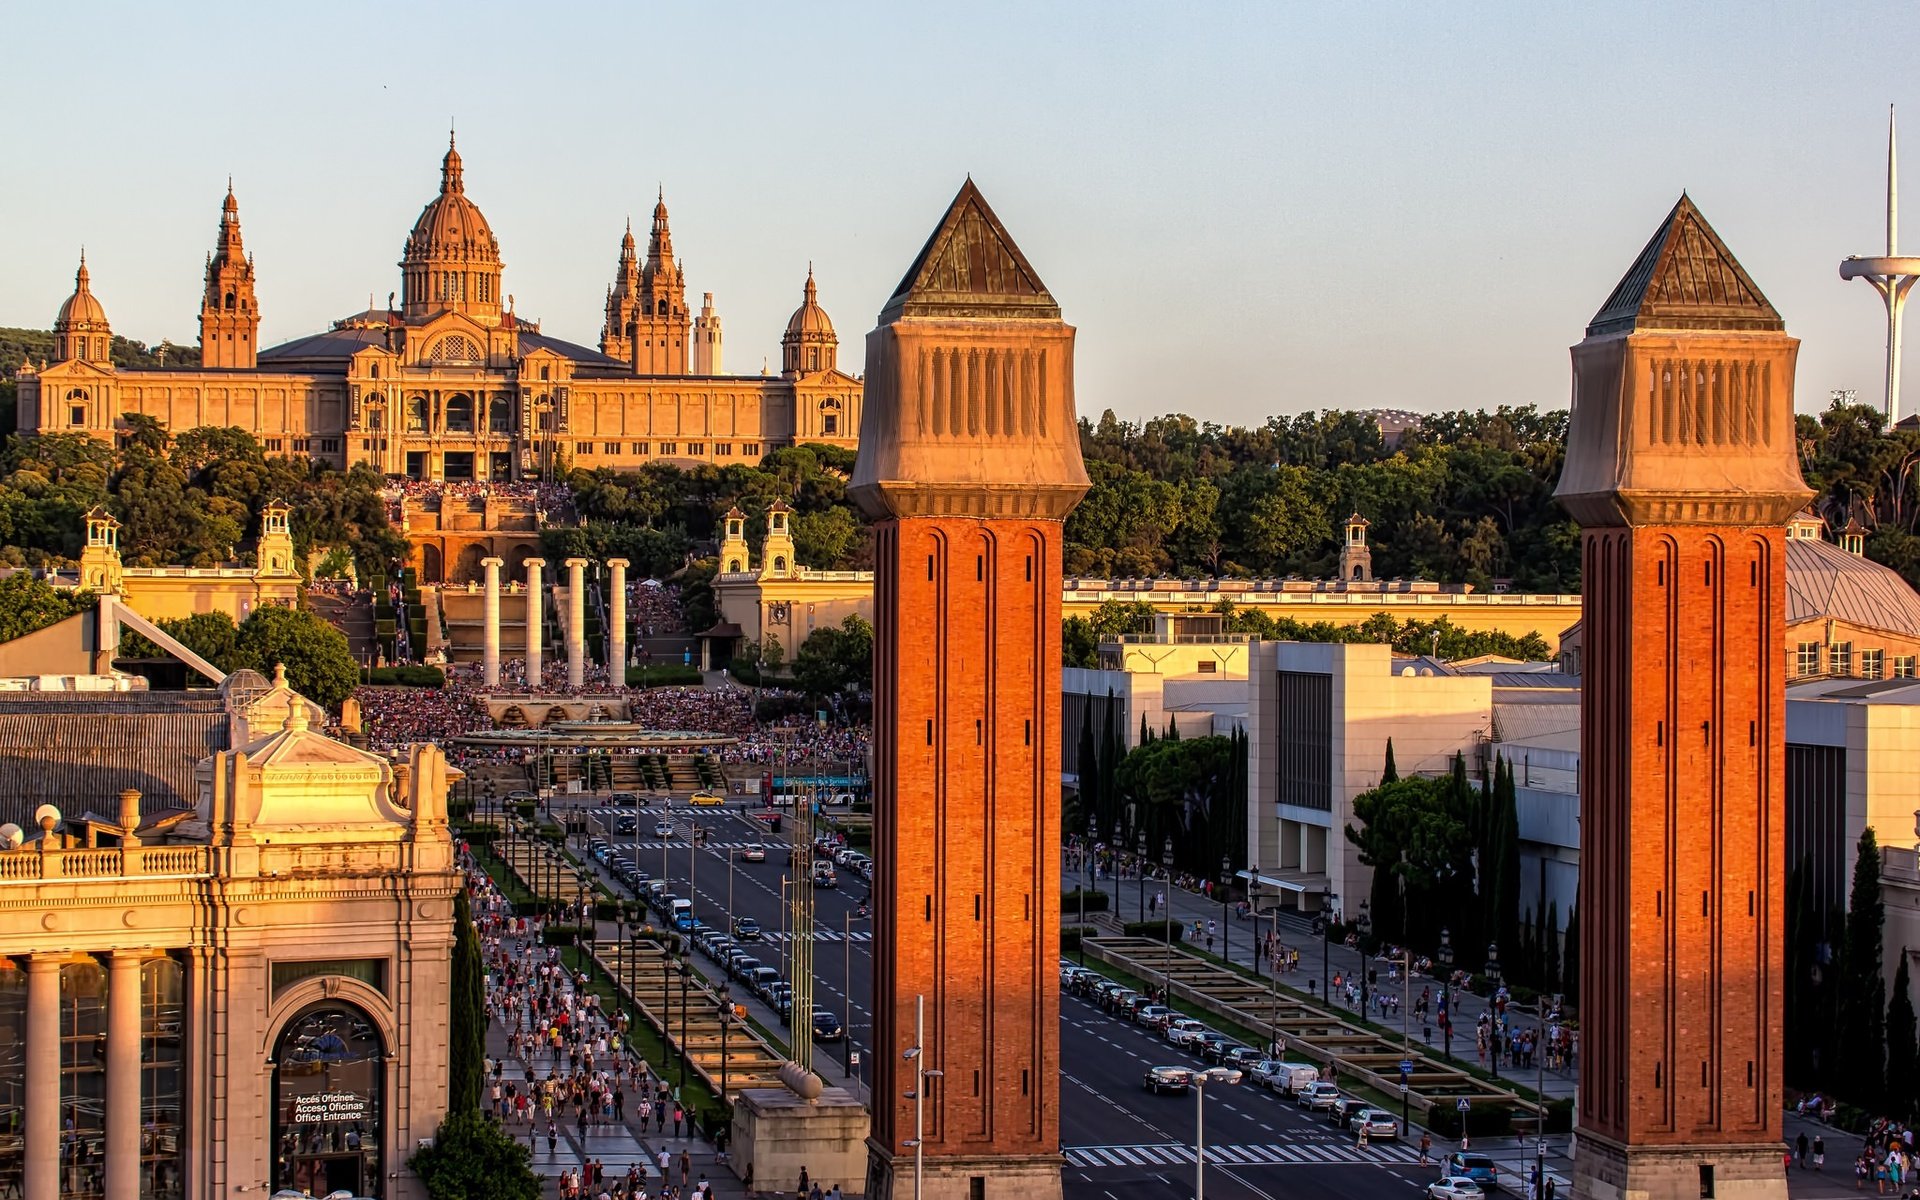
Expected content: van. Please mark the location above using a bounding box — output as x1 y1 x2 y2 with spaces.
670 898 693 930
1256 1061 1319 1094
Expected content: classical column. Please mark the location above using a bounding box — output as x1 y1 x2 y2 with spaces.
481 556 504 689
24 955 60 1200
565 558 588 689
524 558 546 688
106 951 142 1200
607 558 629 687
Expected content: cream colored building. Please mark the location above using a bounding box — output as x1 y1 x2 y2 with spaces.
62 502 303 624
15 139 860 479
0 664 458 1200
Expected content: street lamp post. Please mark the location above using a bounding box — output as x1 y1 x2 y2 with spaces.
1161 837 1176 998
1438 927 1455 1061
1111 819 1125 914
1192 1072 1237 1200
1486 941 1503 1081
1137 831 1148 923
1320 883 1336 1003
1079 818 1094 967
1220 855 1233 968
718 983 733 1100
1357 901 1373 1018
902 994 943 1200
677 941 691 1090
1249 864 1261 981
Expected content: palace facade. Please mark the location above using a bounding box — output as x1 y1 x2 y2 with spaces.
14 136 861 479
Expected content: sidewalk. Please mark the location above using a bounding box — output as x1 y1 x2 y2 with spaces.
1086 864 1577 1103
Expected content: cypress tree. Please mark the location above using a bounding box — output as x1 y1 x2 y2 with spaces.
1889 953 1918 1124
1493 758 1522 965
1076 702 1099 834
1382 739 1399 784
1843 827 1887 1107
1099 692 1121 836
1141 713 1153 747
449 889 487 1117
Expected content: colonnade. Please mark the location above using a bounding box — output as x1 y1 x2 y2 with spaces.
478 557 636 690
20 950 147 1200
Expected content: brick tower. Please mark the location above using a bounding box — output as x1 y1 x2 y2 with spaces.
850 180 1089 1200
1557 195 1809 1200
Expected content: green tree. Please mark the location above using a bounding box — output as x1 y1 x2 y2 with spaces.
1381 739 1398 784
234 604 358 710
1344 772 1476 950
120 611 245 672
448 891 486 1118
1890 953 1918 1124
1062 616 1097 668
1842 827 1888 1107
410 1112 542 1200
0 574 91 642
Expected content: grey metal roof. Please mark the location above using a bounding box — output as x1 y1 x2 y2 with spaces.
256 324 624 371
0 691 230 827
1785 537 1920 638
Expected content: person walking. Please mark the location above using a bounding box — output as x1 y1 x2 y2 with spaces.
681 1148 692 1190
1419 1131 1432 1165
1815 1134 1826 1171
1798 1132 1810 1169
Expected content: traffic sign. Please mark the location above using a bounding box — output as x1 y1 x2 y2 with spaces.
1457 1098 1472 1112
1399 1059 1414 1075
850 1052 862 1066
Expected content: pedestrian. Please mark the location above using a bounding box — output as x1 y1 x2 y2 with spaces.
1817 1136 1827 1171
548 1121 559 1156
681 1148 692 1189
1798 1132 1810 1169
659 1148 671 1180
674 1104 686 1138
1419 1131 1432 1164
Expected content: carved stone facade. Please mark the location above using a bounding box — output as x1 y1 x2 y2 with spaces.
15 138 859 478
0 667 459 1200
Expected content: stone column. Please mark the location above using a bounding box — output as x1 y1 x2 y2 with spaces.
481 556 504 689
524 558 546 689
105 951 141 1200
565 557 589 689
607 558 629 687
24 955 59 1200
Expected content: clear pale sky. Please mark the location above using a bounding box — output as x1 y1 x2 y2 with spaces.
5 2 1917 426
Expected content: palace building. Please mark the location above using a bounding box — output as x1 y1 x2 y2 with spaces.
13 136 861 479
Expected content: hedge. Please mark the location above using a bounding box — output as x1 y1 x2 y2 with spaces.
1424 1102 1513 1140
1062 888 1110 913
368 665 446 687
628 664 704 688
1122 920 1185 943
540 924 590 946
1061 926 1097 953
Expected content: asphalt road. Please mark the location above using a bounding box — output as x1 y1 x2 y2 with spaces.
581 800 1450 1200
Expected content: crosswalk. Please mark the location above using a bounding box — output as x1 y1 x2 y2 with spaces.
750 929 874 944
1063 1140 1427 1169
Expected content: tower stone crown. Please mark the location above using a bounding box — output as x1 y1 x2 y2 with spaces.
201 183 260 369
848 180 1090 521
781 267 837 377
399 132 504 324
1556 194 1811 529
54 252 112 366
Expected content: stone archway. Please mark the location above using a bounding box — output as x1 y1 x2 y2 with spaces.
453 542 488 585
420 543 444 584
269 997 388 1197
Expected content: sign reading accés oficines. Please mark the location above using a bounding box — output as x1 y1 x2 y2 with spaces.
292 1091 369 1123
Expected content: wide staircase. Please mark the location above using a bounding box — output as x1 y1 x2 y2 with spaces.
436 585 531 664
530 752 725 793
312 590 377 663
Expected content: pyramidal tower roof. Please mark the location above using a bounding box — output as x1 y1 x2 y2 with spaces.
1586 194 1784 336
879 179 1060 322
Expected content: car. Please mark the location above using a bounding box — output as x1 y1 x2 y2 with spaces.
732 916 763 941
653 820 675 837
1332 1099 1372 1129
813 864 838 889
741 845 767 863
691 791 725 806
1143 1066 1192 1095
1195 1032 1233 1061
746 967 782 998
1221 1046 1265 1070
1252 1061 1319 1094
1103 989 1140 1015
1165 1020 1209 1047
1444 1154 1499 1185
1348 1108 1398 1139
813 1010 844 1041
1297 1082 1340 1111
1134 1005 1173 1029
1197 1066 1244 1085
1119 995 1156 1021
1429 1178 1485 1200
728 956 763 982
614 816 638 834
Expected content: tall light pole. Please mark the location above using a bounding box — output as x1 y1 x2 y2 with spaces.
902 994 943 1200
1220 855 1233 967
1842 106 1920 423
1137 831 1148 922
1192 1071 1236 1200
1486 941 1503 1081
1249 864 1261 980
1438 927 1455 1061
1320 882 1336 1004
1357 901 1373 1018
1079 818 1094 967
718 982 734 1101
1162 836 1176 997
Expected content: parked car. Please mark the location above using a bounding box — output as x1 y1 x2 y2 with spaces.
1134 1005 1173 1029
1348 1108 1398 1139
1202 1039 1246 1064
1252 1061 1319 1094
1429 1178 1485 1200
746 967 782 998
1165 1020 1210 1047
1143 1066 1192 1095
728 956 763 982
1297 1082 1341 1111
1444 1154 1499 1185
1221 1046 1265 1071
1331 1098 1371 1128
1195 1032 1233 1062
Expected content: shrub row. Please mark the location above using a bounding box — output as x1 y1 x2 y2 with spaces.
368 665 446 687
1062 888 1111 913
1121 920 1185 943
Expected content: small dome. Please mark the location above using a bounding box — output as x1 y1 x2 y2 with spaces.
56 255 108 328
784 268 834 339
403 135 500 266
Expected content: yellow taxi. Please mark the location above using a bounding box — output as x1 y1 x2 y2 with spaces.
690 791 725 807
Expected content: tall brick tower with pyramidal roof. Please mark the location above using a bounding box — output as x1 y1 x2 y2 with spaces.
1557 195 1810 1200
849 181 1089 1200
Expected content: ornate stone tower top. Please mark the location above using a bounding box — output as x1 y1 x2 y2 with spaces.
781 267 837 377
1339 512 1373 582
79 505 123 592
399 131 504 325
201 182 260 369
848 180 1090 521
1556 194 1811 528
54 252 112 366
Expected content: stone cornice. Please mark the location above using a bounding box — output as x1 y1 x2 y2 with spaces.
847 480 1088 521
1558 487 1813 529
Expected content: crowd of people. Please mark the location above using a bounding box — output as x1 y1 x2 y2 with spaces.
382 478 576 522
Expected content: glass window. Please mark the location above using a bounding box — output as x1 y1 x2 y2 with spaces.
62 959 108 1198
489 398 513 434
143 957 185 1197
1833 642 1853 677
1863 649 1885 680
630 442 649 455
444 394 474 434
1897 656 1918 679
272 1002 385 1197
1796 642 1821 677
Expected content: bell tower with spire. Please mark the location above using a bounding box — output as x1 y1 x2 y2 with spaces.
399 130 504 325
630 190 691 375
200 182 260 369
851 180 1089 1200
694 292 724 375
1558 194 1808 1200
601 218 642 360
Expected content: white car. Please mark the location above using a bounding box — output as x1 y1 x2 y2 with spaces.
1428 1178 1484 1200
653 819 675 837
1165 1019 1210 1047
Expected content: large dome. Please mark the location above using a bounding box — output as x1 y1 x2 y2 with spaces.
55 255 108 329
403 138 500 266
784 268 834 339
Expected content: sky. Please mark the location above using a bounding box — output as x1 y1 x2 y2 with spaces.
5 2 1919 428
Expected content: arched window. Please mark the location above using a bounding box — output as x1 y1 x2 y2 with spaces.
405 396 428 432
808 349 820 371
489 397 513 433
445 394 475 433
774 556 788 573
430 335 479 364
272 1001 386 1196
224 291 236 310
